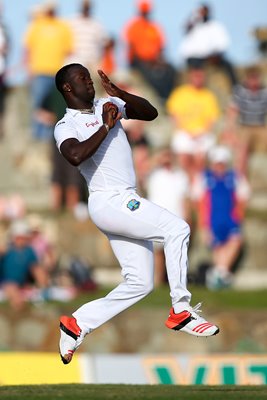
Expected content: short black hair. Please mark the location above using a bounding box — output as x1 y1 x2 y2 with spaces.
55 63 83 93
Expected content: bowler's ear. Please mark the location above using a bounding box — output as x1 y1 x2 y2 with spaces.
62 83 71 92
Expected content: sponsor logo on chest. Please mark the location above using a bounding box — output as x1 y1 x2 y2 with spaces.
85 120 100 128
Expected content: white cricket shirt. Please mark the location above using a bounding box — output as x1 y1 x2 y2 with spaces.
54 96 136 193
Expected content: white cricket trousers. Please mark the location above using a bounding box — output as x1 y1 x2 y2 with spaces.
73 189 192 334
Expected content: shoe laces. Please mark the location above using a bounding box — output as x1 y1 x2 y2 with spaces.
188 302 203 319
76 329 88 349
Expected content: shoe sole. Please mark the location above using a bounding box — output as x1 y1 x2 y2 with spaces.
59 328 76 364
59 316 81 365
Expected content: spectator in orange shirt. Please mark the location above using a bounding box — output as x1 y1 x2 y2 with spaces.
123 0 176 102
124 0 164 66
101 37 116 76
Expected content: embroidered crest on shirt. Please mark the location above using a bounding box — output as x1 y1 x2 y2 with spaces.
127 199 140 211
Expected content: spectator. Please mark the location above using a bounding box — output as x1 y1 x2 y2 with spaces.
166 65 220 183
36 85 85 212
192 145 250 290
225 65 267 176
123 0 164 68
27 213 57 276
23 1 73 140
252 26 267 58
101 37 117 76
66 0 109 75
119 79 152 195
0 219 49 310
179 3 237 86
120 78 149 145
0 5 9 139
146 148 191 285
132 139 151 196
0 194 26 221
123 0 176 101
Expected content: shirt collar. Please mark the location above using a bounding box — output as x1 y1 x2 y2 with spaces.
66 107 95 117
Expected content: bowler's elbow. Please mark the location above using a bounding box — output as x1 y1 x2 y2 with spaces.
60 139 82 167
151 107 158 120
68 153 82 167
146 106 158 121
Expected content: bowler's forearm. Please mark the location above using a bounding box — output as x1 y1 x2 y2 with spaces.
120 90 158 121
60 125 109 166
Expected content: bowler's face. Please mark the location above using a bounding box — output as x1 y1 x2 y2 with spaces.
68 66 95 102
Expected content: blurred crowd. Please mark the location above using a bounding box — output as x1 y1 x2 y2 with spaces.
0 0 267 309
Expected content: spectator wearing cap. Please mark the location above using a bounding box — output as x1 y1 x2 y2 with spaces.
191 145 250 290
123 0 164 67
0 219 49 310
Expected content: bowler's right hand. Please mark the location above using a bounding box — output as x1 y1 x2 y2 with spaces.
102 101 121 130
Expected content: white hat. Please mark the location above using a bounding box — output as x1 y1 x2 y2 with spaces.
208 146 232 164
9 219 30 237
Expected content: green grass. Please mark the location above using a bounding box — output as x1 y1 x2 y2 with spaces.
1 285 266 314
53 285 267 314
0 384 266 400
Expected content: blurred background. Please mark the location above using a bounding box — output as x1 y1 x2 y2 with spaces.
0 0 267 386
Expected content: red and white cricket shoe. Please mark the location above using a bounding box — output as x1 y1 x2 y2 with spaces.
59 316 86 364
165 303 219 337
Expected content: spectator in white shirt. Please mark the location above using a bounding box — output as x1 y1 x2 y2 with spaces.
179 3 237 86
66 0 108 75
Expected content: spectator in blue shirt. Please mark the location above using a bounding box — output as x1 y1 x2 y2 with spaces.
192 146 250 289
1 219 49 310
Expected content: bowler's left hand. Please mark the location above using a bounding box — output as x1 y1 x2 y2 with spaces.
98 70 123 98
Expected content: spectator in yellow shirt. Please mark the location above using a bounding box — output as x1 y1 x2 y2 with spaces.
166 66 220 183
24 1 73 140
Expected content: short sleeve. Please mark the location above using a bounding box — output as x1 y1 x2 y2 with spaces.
54 119 78 152
109 96 128 119
99 96 128 120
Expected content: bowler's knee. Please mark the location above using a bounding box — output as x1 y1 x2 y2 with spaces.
127 275 154 297
136 277 154 297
